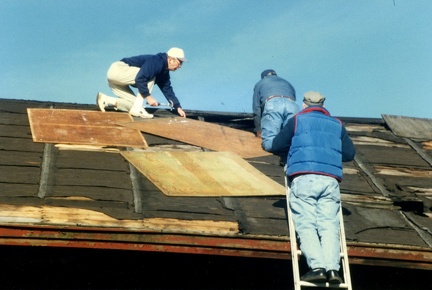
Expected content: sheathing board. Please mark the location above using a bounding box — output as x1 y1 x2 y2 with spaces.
121 151 285 197
119 117 271 159
382 114 432 141
27 108 147 148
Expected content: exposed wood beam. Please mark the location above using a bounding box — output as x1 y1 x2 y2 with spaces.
354 155 392 197
404 138 432 167
38 143 53 198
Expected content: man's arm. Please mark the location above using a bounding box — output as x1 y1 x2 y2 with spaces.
269 117 295 153
252 84 262 135
157 76 181 109
341 126 356 162
135 57 161 98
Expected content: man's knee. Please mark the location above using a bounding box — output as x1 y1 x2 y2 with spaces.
261 139 273 152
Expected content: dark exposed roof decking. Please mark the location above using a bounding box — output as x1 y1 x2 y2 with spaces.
1 98 431 270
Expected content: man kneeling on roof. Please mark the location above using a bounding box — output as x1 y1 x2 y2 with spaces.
252 69 300 166
97 47 188 119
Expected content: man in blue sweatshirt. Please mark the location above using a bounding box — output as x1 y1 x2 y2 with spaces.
97 47 187 118
270 91 356 285
252 69 300 164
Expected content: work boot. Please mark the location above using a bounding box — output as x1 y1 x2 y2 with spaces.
129 107 154 119
327 270 343 284
301 268 327 283
96 92 108 112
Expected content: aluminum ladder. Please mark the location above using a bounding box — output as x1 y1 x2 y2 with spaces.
285 177 352 290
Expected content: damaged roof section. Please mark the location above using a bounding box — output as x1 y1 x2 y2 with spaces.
0 98 432 270
343 116 432 251
382 114 432 142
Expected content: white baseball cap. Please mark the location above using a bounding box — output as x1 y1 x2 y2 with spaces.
167 47 188 62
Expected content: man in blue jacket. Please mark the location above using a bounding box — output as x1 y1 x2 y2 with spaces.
97 47 187 118
270 91 356 284
252 69 300 164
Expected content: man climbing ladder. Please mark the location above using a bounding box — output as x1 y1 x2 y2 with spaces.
267 91 356 288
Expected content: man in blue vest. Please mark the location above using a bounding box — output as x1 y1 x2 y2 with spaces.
270 91 356 284
252 69 300 165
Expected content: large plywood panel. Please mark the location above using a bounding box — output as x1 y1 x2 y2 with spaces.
119 118 271 159
0 204 238 235
29 108 135 125
121 151 285 197
28 109 147 148
382 114 432 141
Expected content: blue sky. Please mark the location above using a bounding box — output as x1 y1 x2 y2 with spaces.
1 0 431 119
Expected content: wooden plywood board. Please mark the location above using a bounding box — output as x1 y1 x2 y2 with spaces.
27 109 147 148
382 114 432 141
0 204 238 235
121 151 285 197
119 118 271 159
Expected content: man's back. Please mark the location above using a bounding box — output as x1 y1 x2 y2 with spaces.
254 75 296 101
288 107 344 180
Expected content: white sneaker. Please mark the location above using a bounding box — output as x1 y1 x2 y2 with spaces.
129 108 154 119
96 92 107 112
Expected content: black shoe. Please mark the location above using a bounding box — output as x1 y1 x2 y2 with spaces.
327 270 343 284
301 268 327 283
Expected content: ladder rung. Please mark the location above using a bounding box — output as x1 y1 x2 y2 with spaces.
295 249 346 258
299 281 350 289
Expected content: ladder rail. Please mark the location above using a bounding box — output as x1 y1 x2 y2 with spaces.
338 206 352 289
285 176 302 290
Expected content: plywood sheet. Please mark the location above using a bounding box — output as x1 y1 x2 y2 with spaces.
121 151 285 197
119 118 271 159
28 109 147 148
0 204 238 235
382 114 432 141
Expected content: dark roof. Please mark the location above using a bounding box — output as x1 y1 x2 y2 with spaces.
1 98 432 270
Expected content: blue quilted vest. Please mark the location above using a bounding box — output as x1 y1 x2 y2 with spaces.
287 107 343 181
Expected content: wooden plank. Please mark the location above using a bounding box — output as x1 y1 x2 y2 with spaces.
354 155 392 198
48 186 133 201
351 136 410 148
27 109 147 148
30 123 147 148
28 108 135 125
121 151 285 197
355 144 429 167
404 138 432 167
422 141 432 150
54 150 129 170
0 136 44 152
1 151 42 166
374 165 432 178
0 166 41 184
118 117 271 159
0 204 238 235
382 114 432 141
0 184 39 197
0 124 32 138
0 112 30 126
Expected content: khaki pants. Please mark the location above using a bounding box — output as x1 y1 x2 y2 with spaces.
106 61 155 112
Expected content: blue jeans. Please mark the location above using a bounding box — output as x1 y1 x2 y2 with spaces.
289 174 341 271
261 97 300 152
